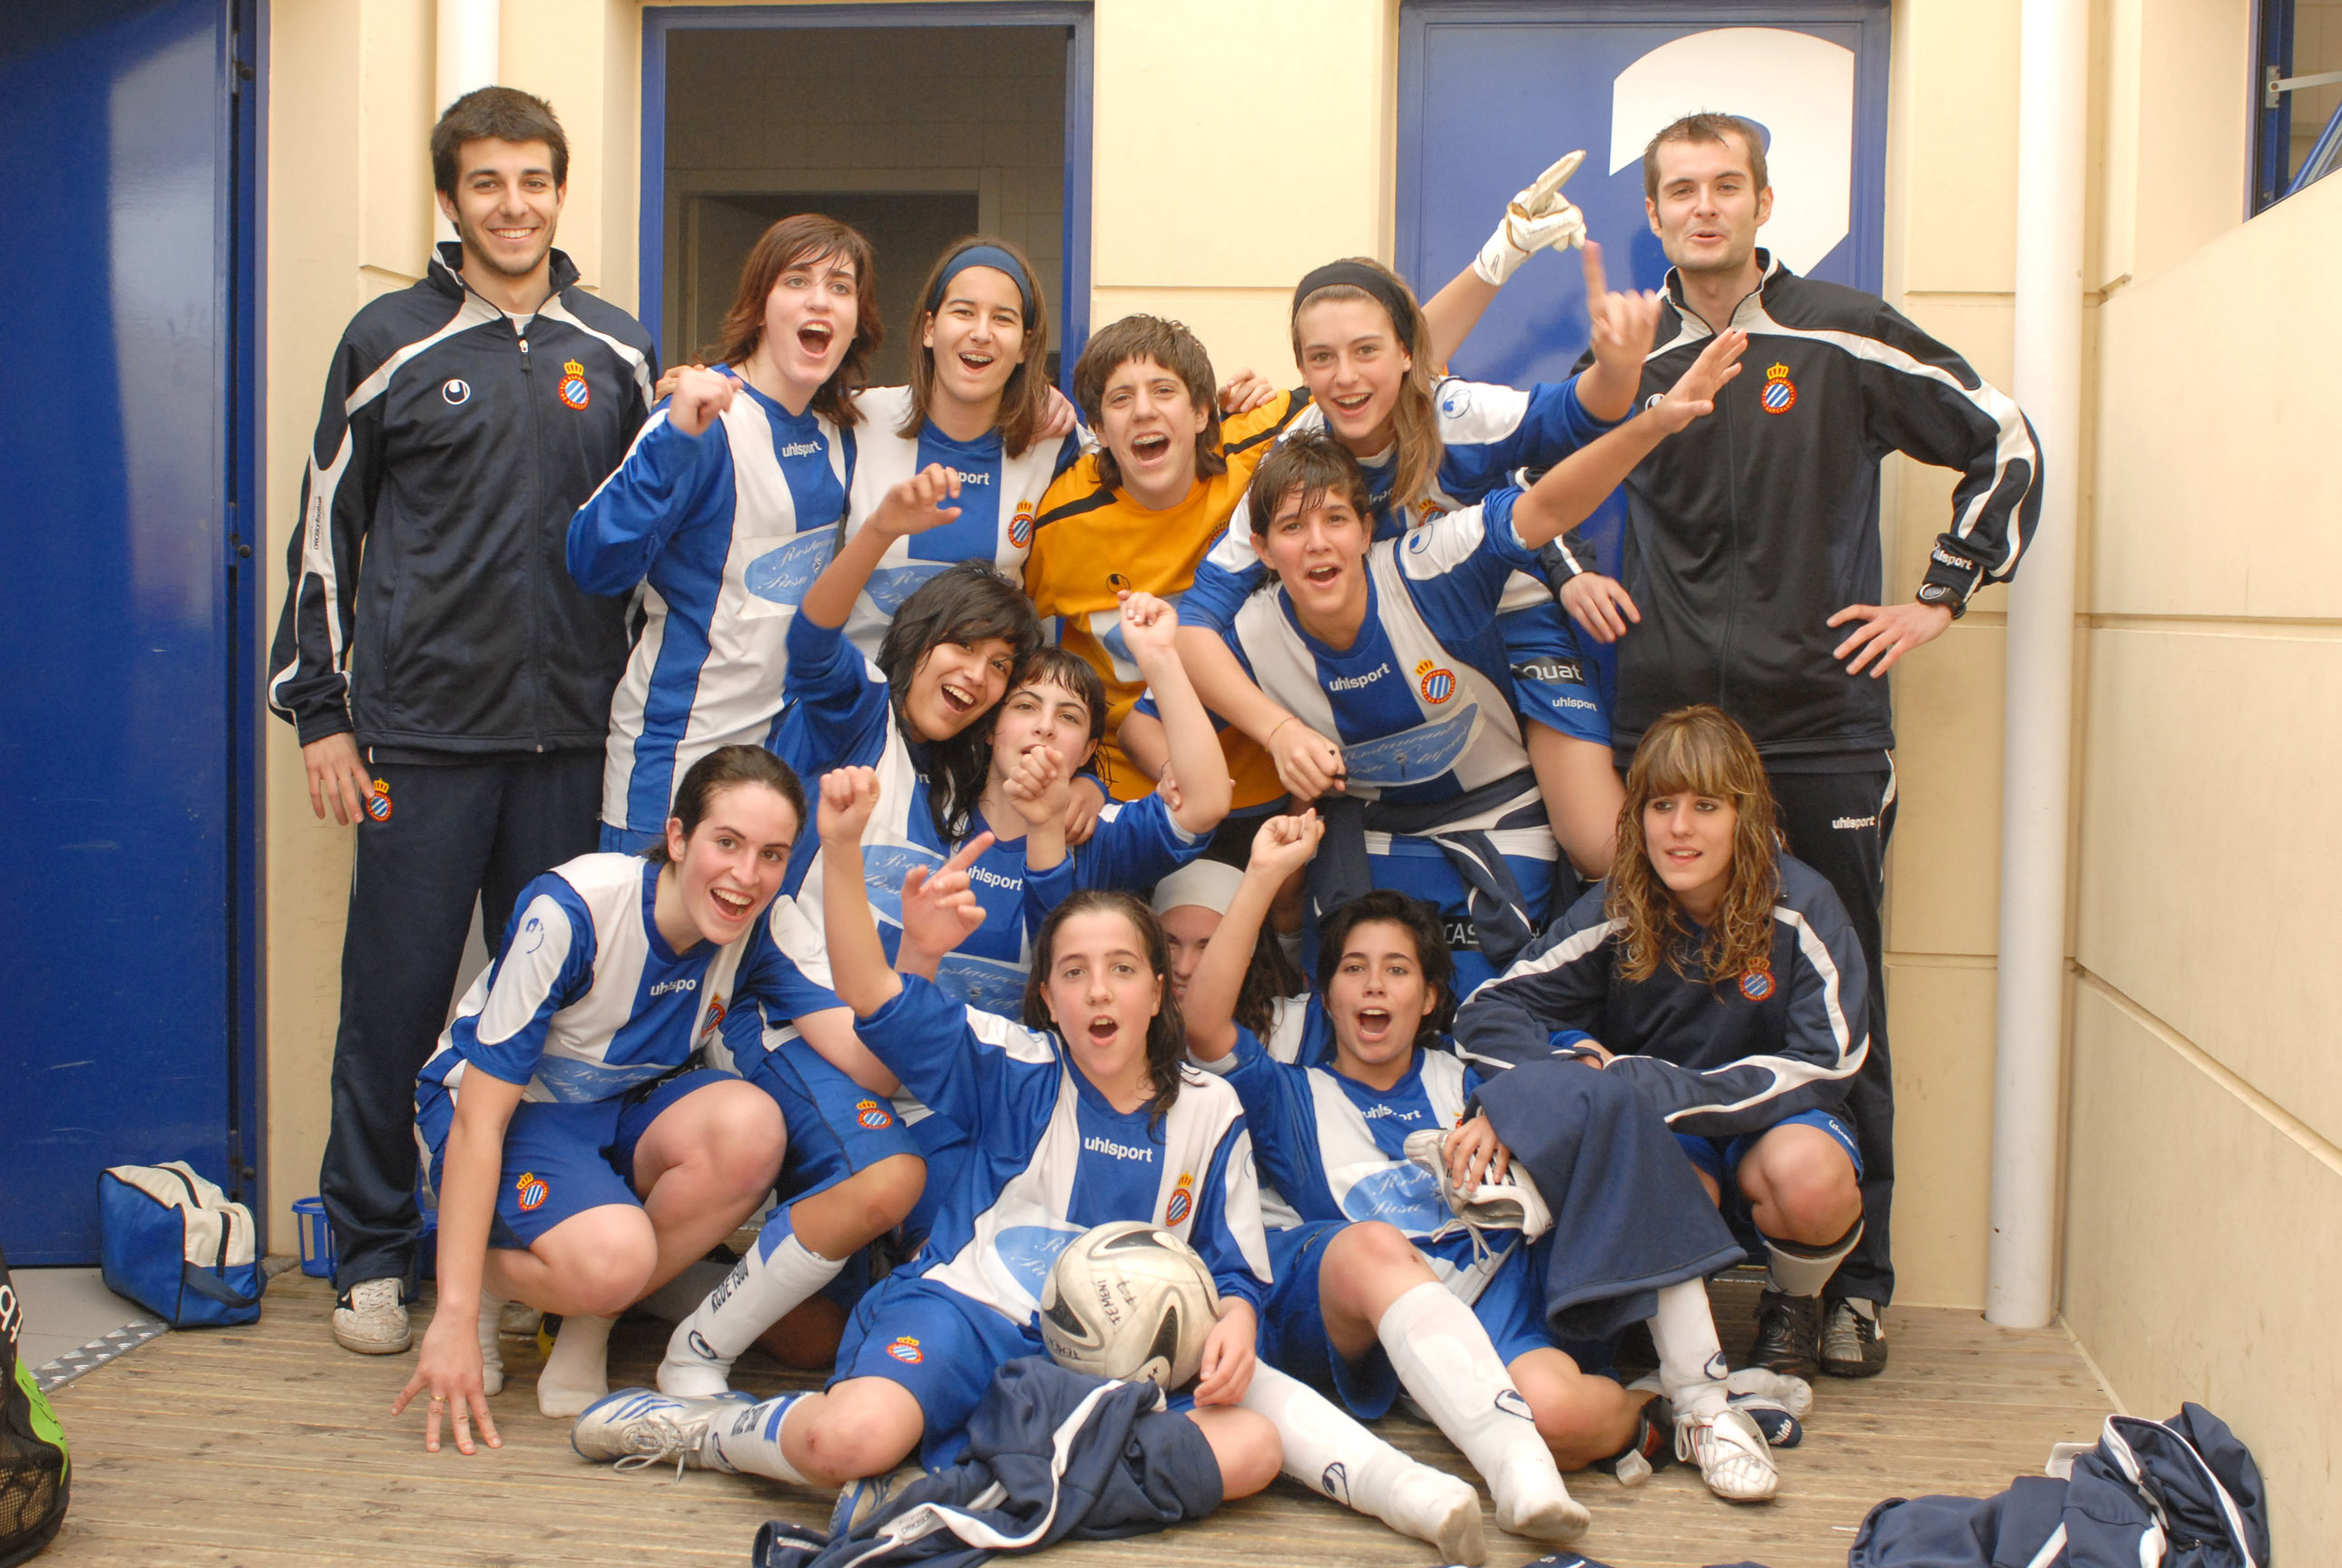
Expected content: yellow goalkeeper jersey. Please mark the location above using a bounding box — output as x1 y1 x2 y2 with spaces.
1026 389 1308 806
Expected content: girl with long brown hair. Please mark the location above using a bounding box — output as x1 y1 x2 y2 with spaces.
572 212 883 852
1170 234 1665 880
1453 704 1873 1393
831 236 1085 661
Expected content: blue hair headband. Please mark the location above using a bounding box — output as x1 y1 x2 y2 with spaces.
928 244 1034 319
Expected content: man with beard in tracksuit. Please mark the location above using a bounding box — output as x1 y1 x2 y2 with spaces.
1553 112 2043 1381
268 86 655 1358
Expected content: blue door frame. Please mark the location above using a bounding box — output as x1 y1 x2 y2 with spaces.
639 4 1095 366
0 0 266 1261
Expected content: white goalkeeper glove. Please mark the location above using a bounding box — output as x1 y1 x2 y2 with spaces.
1473 150 1589 287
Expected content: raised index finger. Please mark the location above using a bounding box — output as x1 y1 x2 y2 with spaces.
938 831 996 877
1580 240 1609 306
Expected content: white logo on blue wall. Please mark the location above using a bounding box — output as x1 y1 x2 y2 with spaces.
1606 28 1856 276
995 1224 1084 1294
745 531 835 607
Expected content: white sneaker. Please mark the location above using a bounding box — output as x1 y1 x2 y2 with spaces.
498 1302 544 1338
829 1464 927 1535
1400 1128 1554 1248
1675 1405 1779 1503
1382 1462 1488 1565
570 1387 751 1479
657 1315 735 1398
1489 1452 1591 1544
330 1279 410 1355
1724 1365 1814 1416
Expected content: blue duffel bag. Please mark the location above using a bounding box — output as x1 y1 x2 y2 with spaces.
97 1161 261 1328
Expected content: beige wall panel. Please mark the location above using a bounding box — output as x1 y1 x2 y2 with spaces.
2128 0 2252 284
1088 287 1305 405
2076 627 2342 1147
1091 0 1387 288
265 7 375 1240
500 0 622 290
1879 958 1995 1307
2092 181 2342 621
1879 618 2006 957
1886 0 2019 297
2063 980 2342 1553
357 0 434 281
2098 0 2144 287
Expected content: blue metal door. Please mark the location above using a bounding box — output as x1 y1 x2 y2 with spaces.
0 0 260 1262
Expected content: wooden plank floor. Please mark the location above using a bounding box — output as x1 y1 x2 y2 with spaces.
40 1269 2112 1568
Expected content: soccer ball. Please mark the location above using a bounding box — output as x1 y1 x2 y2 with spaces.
1038 1220 1220 1390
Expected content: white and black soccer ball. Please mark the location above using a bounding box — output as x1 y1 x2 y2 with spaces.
1038 1220 1220 1390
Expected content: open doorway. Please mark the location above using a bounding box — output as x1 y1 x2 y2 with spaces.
646 13 1088 385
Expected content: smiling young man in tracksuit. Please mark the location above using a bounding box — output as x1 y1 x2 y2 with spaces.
267 87 655 1357
1553 113 2043 1379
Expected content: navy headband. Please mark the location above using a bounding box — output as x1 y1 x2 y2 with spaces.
928 244 1034 319
1291 260 1417 338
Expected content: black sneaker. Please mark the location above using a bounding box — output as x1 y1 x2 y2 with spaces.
1820 1298 1888 1377
1749 1289 1822 1379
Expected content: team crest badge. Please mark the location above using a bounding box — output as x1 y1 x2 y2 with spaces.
700 995 727 1038
887 1336 924 1365
1415 659 1455 704
364 778 393 821
1759 362 1797 416
514 1171 548 1211
1007 501 1035 548
1739 968 1776 1002
1164 1172 1194 1227
854 1098 895 1130
558 358 591 410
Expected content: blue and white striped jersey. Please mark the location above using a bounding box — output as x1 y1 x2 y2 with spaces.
569 380 853 838
1179 375 1611 635
835 386 1082 662
418 853 831 1103
1200 1031 1512 1305
860 975 1271 1328
1219 494 1545 808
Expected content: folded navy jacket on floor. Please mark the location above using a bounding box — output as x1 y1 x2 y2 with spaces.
1473 1055 1746 1339
752 1357 1220 1568
1847 1403 2267 1568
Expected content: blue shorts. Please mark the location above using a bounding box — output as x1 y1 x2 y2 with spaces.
1497 601 1608 744
742 1044 922 1202
1256 1220 1559 1419
598 822 663 856
832 1275 1046 1469
416 1067 736 1250
1676 1107 1865 1189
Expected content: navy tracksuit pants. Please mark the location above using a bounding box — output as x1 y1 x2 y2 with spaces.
318 749 603 1294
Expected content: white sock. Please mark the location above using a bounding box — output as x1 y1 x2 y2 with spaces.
1241 1364 1485 1561
1763 1219 1863 1298
475 1294 507 1398
535 1311 615 1418
1648 1279 1729 1419
662 1214 846 1396
1377 1281 1585 1543
706 1392 812 1485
